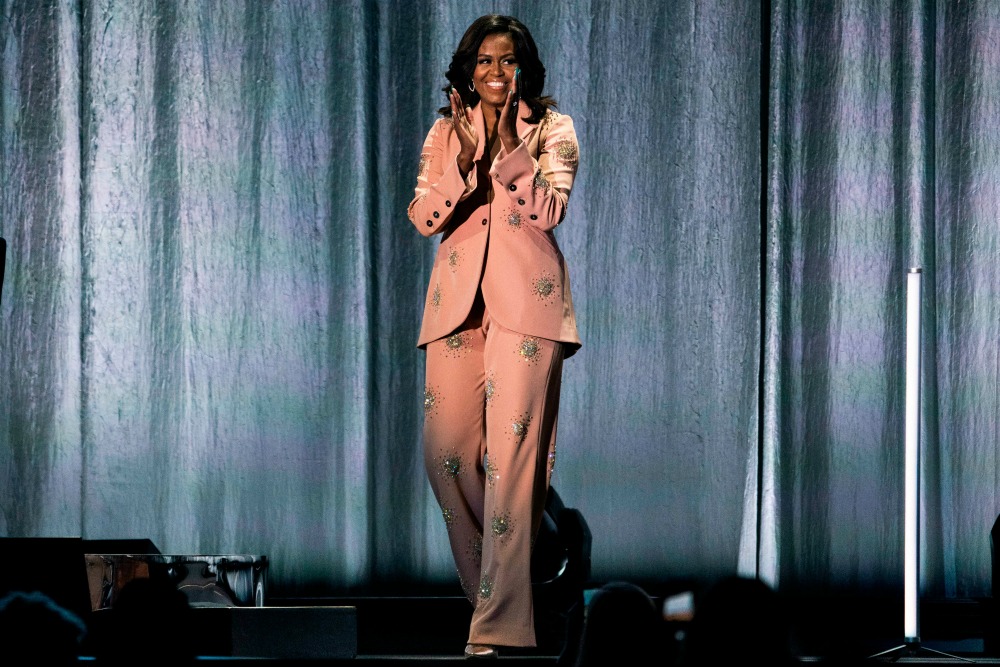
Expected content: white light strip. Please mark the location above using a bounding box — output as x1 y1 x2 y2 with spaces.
904 268 921 642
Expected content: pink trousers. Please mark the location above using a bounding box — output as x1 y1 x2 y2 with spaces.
423 295 564 647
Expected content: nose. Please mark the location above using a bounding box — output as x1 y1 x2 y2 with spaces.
490 60 503 76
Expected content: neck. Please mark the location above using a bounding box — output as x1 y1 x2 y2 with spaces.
482 104 501 141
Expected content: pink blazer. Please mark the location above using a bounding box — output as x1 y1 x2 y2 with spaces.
408 103 581 357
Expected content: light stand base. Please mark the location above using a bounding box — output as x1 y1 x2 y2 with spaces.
868 639 974 662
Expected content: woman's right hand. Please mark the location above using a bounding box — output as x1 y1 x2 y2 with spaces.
450 87 478 176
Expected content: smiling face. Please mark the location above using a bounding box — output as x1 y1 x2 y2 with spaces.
472 32 518 114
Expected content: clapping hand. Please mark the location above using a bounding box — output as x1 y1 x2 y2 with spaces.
497 68 522 154
450 87 478 176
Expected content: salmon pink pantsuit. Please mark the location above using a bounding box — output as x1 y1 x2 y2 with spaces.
408 102 580 648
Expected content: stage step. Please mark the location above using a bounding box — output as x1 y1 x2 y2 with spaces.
86 604 357 660
269 596 572 659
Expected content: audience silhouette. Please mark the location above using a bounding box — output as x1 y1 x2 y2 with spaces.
572 581 670 666
0 590 87 666
93 576 196 665
680 575 795 666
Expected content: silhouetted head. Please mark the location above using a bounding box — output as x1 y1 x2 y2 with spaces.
0 590 86 666
682 576 793 666
97 577 195 665
576 582 667 667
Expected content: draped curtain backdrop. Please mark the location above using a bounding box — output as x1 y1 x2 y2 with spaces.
0 0 996 599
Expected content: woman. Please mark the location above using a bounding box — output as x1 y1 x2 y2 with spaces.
408 15 580 658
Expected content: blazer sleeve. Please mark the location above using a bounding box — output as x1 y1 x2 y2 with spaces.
489 112 579 232
407 118 477 238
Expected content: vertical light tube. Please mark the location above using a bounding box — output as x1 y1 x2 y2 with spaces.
904 268 922 643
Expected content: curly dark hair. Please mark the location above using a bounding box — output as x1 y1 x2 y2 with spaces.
438 15 557 124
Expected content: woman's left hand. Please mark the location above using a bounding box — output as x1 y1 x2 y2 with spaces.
498 70 522 154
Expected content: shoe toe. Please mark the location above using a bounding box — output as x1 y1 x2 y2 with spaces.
464 643 498 659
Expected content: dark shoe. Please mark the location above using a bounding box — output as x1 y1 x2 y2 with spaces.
464 643 498 659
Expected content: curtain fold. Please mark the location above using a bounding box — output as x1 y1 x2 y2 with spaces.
762 0 1000 599
763 0 932 592
0 0 82 537
74 0 377 591
932 0 1000 598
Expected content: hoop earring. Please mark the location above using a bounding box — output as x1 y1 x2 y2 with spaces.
468 81 475 92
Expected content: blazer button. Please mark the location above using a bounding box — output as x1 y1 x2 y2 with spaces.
530 214 538 220
426 220 433 227
445 200 452 207
517 198 525 205
508 184 517 191
433 211 440 218
481 218 488 225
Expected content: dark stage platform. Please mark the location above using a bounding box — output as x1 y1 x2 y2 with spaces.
3 592 1000 664
267 596 995 666
81 594 1000 665
2 540 998 664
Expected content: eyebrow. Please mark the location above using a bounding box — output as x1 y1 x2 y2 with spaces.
477 52 517 59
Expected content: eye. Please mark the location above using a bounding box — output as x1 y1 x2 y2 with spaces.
503 58 518 66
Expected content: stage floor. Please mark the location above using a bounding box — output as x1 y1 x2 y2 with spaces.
223 594 999 665
70 593 1000 665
